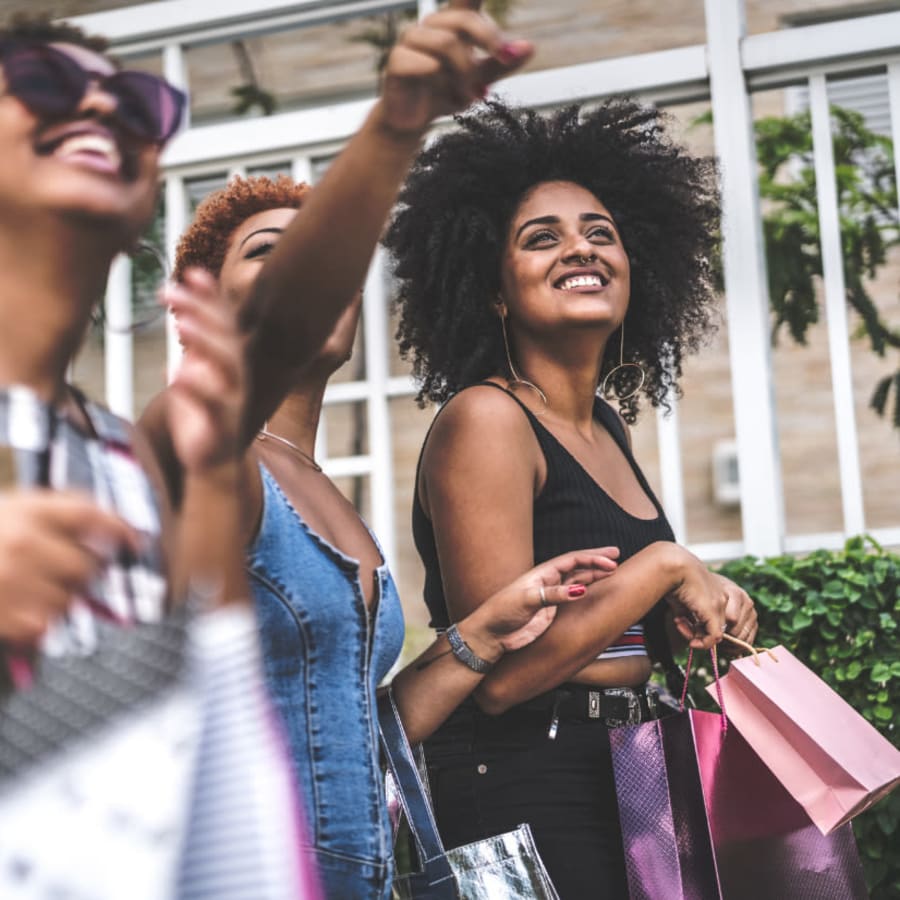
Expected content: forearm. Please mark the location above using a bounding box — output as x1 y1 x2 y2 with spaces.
474 542 684 713
390 607 504 744
242 104 424 435
173 461 250 606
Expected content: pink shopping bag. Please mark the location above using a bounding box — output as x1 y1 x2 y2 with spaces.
709 644 900 835
612 695 867 899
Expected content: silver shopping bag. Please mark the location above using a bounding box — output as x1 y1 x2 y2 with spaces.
380 691 559 900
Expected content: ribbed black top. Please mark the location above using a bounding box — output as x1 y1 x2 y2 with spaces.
412 383 675 636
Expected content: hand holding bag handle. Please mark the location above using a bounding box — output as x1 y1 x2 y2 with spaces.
379 689 459 899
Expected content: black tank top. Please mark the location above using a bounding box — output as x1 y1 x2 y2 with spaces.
411 383 676 658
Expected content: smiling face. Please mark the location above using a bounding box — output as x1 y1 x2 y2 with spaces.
500 180 630 338
0 42 161 243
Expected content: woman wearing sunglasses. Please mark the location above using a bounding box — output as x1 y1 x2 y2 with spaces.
0 15 316 899
0 17 190 655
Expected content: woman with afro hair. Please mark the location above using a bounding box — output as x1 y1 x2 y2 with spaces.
384 98 758 897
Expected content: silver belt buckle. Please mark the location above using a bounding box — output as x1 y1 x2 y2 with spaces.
588 691 601 719
602 687 640 727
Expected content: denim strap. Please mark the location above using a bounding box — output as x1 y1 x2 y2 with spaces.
378 690 458 899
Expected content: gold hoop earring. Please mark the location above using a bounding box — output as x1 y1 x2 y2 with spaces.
499 311 548 413
599 324 646 401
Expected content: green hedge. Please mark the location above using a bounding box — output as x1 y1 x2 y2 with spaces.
681 537 899 898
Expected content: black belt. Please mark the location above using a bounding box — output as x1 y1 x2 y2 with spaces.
517 684 660 731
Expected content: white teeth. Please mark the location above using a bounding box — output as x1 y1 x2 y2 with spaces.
54 133 121 168
559 274 604 290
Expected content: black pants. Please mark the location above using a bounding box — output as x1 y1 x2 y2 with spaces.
424 701 629 900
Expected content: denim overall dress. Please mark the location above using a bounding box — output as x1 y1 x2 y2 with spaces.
248 466 405 899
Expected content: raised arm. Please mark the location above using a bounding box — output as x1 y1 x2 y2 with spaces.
162 269 252 603
239 3 534 439
420 387 727 716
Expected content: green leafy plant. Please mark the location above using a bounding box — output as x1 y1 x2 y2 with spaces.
230 40 277 117
757 107 900 428
696 105 900 428
681 537 899 897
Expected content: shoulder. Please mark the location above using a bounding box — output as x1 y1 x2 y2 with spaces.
421 383 543 499
429 383 535 443
423 383 539 471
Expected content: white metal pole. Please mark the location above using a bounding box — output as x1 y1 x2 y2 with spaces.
164 174 187 381
162 42 189 129
889 63 900 223
656 404 686 544
363 248 397 571
808 74 866 537
703 0 785 557
292 156 313 185
104 254 134 420
417 0 437 18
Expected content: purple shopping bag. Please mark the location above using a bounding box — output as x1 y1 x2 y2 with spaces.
610 706 868 899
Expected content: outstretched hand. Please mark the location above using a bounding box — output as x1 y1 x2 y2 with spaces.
470 548 619 653
376 0 533 138
164 268 249 473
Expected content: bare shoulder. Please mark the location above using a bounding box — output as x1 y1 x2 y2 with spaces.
420 384 543 513
426 383 535 452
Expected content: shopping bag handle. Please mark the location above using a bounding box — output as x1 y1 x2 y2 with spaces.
377 689 458 897
720 632 780 667
679 644 728 732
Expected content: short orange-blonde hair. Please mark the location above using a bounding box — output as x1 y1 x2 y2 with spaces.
173 174 310 281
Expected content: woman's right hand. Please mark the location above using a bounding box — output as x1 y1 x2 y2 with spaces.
663 544 729 650
375 0 533 139
0 489 137 644
461 547 620 658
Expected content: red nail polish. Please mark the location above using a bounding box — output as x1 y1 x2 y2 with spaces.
567 584 586 598
498 40 530 63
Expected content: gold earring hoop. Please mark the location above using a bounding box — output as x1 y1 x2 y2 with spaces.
499 312 548 413
599 324 646 401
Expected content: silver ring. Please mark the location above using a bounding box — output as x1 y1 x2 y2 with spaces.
539 585 548 608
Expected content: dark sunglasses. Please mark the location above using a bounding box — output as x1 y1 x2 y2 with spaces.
0 41 186 143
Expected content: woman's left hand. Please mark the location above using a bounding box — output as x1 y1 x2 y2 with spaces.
466 548 619 655
714 573 758 647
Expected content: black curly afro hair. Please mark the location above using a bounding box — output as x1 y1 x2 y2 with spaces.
384 98 721 422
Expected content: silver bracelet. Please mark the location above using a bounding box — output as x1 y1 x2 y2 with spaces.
446 623 494 674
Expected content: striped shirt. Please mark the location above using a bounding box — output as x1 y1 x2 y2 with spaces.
0 385 166 684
